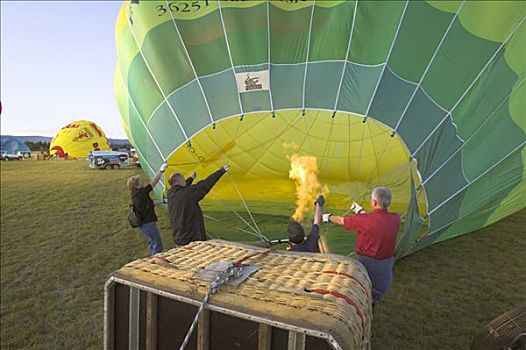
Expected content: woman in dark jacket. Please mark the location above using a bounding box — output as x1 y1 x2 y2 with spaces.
127 163 167 255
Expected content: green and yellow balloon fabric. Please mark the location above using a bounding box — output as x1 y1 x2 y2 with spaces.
115 0 525 257
50 120 111 158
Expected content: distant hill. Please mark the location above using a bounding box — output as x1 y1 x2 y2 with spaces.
1 135 130 145
2 135 52 143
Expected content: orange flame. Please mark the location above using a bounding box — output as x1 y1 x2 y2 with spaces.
288 154 328 222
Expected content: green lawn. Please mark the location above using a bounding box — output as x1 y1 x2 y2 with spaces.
1 161 524 349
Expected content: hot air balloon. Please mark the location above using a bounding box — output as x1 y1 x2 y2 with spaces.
50 120 111 158
114 0 525 258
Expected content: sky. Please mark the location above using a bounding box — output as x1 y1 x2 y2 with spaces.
1 1 127 139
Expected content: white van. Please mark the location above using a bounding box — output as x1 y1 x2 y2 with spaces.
88 150 129 169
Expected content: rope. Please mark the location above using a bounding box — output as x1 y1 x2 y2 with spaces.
178 263 242 350
231 210 266 241
233 248 271 267
306 288 365 341
178 248 271 350
203 214 266 241
227 173 263 236
322 271 368 295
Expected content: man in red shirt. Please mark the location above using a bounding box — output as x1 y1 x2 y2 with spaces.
324 187 400 305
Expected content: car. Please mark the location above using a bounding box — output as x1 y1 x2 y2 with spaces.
88 150 129 169
0 151 23 161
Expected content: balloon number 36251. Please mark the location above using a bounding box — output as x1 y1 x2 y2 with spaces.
157 1 209 16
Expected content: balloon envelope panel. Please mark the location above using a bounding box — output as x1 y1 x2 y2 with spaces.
115 0 526 257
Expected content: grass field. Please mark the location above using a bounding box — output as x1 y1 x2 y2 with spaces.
1 160 525 349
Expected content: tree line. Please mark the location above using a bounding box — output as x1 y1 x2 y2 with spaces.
24 141 50 152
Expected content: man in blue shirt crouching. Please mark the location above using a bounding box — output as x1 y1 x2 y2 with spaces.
287 195 324 253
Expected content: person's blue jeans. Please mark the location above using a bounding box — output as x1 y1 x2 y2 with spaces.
139 222 163 256
357 255 394 305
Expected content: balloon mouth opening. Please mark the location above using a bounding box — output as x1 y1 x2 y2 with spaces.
162 110 427 218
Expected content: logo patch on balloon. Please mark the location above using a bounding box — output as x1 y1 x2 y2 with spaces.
236 70 269 93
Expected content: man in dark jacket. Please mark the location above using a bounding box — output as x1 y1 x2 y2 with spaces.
167 164 229 246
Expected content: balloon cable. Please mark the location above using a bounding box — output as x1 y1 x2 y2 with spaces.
231 211 269 242
226 172 263 236
204 214 267 241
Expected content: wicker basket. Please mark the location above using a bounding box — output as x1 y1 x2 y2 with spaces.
104 240 373 350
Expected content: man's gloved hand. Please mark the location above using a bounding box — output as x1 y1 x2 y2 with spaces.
222 164 230 172
159 162 168 172
314 195 325 207
322 213 332 223
350 202 364 214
